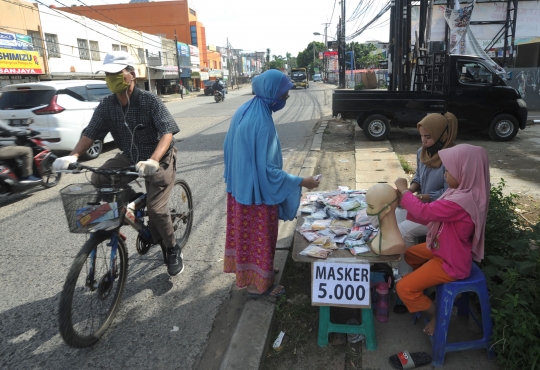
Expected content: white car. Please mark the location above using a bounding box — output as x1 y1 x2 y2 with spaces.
0 80 113 159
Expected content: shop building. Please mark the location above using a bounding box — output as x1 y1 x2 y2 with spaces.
57 0 208 68
0 0 46 88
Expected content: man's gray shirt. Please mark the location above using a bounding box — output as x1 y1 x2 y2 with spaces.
83 87 179 164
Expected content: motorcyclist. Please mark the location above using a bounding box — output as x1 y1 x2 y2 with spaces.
212 78 225 100
0 121 41 183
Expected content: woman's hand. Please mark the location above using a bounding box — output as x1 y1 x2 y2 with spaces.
301 176 320 189
395 178 408 193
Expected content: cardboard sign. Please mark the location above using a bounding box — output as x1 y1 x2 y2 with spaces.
311 262 371 308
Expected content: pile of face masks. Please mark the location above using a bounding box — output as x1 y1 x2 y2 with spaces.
297 188 379 259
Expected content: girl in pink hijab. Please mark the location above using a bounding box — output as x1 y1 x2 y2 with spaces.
394 144 490 336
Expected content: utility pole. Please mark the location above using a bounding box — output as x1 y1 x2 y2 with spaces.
227 37 232 89
338 0 346 88
174 30 182 91
322 22 330 81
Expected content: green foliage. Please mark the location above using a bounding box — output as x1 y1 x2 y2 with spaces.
354 83 364 90
484 179 526 258
397 155 413 174
296 41 325 75
482 180 540 369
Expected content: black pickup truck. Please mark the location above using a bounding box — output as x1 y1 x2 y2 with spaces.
332 53 528 141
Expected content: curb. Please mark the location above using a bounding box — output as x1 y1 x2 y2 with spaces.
218 118 329 370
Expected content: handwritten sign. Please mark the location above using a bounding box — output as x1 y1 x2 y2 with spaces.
311 262 371 308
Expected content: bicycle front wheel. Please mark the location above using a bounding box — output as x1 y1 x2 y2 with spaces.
170 179 193 249
58 233 128 348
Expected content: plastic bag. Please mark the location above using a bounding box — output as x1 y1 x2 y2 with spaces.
299 245 331 259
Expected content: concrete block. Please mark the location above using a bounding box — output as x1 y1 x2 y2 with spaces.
356 159 403 172
355 151 398 160
219 300 276 370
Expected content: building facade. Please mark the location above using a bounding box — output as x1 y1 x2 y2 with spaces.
57 0 208 68
0 0 46 88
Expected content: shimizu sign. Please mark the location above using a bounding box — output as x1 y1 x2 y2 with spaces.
0 48 43 74
312 261 371 308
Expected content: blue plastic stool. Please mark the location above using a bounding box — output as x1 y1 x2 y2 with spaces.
430 263 495 366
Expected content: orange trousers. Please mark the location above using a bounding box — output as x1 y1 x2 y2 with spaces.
396 243 455 313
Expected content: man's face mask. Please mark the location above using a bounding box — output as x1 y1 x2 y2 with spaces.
105 72 130 94
366 196 397 254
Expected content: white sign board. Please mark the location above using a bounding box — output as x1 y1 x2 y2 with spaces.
312 262 371 308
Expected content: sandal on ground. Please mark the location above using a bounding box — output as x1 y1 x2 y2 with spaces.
389 351 431 369
274 267 280 274
247 284 285 298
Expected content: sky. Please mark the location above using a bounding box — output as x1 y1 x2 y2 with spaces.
43 0 391 57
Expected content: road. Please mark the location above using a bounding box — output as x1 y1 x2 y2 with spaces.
0 83 334 369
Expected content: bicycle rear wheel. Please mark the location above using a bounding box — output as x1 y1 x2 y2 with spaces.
170 179 193 249
58 233 128 348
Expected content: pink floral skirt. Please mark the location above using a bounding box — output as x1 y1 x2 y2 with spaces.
224 193 279 292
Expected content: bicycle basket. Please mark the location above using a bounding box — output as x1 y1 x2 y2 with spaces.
60 184 130 233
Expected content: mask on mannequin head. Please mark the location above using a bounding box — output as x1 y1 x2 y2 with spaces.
105 72 131 94
366 196 397 254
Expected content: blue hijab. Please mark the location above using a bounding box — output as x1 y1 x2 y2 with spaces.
223 70 300 221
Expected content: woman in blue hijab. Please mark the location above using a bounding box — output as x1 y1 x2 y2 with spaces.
223 70 320 297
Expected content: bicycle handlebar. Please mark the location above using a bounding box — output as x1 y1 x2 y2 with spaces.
58 162 140 177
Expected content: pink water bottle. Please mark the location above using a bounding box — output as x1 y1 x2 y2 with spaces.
375 281 390 322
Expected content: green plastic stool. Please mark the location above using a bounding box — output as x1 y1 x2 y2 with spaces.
317 306 377 350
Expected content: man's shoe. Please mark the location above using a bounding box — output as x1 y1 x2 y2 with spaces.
167 244 184 276
19 175 42 183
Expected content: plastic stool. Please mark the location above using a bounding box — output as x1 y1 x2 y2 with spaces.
317 305 377 350
317 271 383 350
430 263 495 366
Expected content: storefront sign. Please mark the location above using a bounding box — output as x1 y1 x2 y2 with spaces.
324 51 338 57
0 32 33 51
312 262 370 308
0 48 43 74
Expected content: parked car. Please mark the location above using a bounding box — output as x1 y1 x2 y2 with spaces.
313 74 322 82
0 80 113 159
203 80 228 96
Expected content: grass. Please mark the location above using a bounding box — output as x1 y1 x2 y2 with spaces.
397 154 414 174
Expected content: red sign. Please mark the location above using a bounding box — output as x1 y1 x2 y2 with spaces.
324 51 338 57
0 68 43 74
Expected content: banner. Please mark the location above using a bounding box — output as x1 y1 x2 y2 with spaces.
0 32 34 51
0 48 43 74
444 0 475 54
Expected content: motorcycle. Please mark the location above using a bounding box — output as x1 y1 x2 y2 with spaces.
0 129 62 196
214 90 224 103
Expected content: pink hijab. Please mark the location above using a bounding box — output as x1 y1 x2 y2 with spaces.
426 144 490 262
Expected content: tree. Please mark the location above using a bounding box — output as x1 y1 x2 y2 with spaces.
348 42 382 69
296 41 325 75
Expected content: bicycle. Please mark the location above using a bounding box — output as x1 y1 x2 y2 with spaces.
57 163 193 348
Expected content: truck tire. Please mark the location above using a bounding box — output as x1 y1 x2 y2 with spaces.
489 114 519 141
363 115 390 141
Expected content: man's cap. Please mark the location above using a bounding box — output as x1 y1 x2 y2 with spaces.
97 51 135 73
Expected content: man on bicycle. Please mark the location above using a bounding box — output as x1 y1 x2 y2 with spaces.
53 51 184 276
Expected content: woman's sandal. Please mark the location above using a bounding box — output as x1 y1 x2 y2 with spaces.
389 350 431 369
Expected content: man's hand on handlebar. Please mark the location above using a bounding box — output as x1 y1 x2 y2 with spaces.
53 156 78 171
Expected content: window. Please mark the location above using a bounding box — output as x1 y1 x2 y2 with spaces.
190 26 197 47
457 61 493 85
86 84 111 101
44 33 60 58
77 39 90 60
162 52 168 66
27 31 43 56
89 41 100 61
112 44 127 53
189 8 196 15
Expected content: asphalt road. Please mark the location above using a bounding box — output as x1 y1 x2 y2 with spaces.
0 82 334 369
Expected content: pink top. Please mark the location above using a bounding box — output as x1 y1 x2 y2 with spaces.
402 191 475 279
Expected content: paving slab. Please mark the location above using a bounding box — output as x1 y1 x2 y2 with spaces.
356 159 403 172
